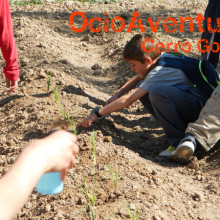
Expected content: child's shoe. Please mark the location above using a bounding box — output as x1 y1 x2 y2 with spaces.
158 146 176 157
170 134 196 163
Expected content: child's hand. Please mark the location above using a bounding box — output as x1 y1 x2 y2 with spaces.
77 114 98 128
6 78 18 93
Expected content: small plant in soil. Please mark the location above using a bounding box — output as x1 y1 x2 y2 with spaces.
71 130 102 219
59 102 66 120
53 84 59 103
92 130 97 166
71 174 101 219
123 201 139 220
108 164 120 193
68 115 77 135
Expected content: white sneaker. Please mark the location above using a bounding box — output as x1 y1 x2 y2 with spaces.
170 135 196 163
158 146 176 157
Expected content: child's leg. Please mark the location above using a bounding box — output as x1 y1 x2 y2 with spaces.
139 94 155 116
148 85 205 147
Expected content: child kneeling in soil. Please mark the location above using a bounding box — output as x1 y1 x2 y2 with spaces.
78 34 206 157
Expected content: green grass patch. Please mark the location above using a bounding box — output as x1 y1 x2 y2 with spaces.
74 0 118 3
10 0 42 6
10 0 66 5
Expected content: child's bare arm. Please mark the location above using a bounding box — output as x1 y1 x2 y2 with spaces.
106 75 142 105
103 87 146 114
79 87 147 128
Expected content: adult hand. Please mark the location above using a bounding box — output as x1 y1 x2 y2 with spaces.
6 78 18 93
0 130 79 219
27 130 79 181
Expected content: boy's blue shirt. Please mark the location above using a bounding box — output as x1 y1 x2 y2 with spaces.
138 52 201 98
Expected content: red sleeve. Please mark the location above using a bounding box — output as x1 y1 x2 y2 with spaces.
0 0 19 81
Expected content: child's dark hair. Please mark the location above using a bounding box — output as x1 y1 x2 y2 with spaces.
123 33 160 63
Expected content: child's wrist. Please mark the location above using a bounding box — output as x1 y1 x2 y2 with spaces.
94 108 102 118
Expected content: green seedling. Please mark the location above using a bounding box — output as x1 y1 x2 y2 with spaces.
108 211 114 220
59 102 66 120
74 204 89 217
47 72 52 93
53 84 59 103
91 208 95 220
71 174 92 205
71 172 102 218
108 164 119 192
91 130 98 208
92 130 97 167
71 130 102 219
123 201 139 220
68 115 77 135
91 174 96 206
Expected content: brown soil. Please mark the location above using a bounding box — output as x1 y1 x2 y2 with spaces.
0 0 219 219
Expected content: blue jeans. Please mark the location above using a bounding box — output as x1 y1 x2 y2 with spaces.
140 85 206 147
